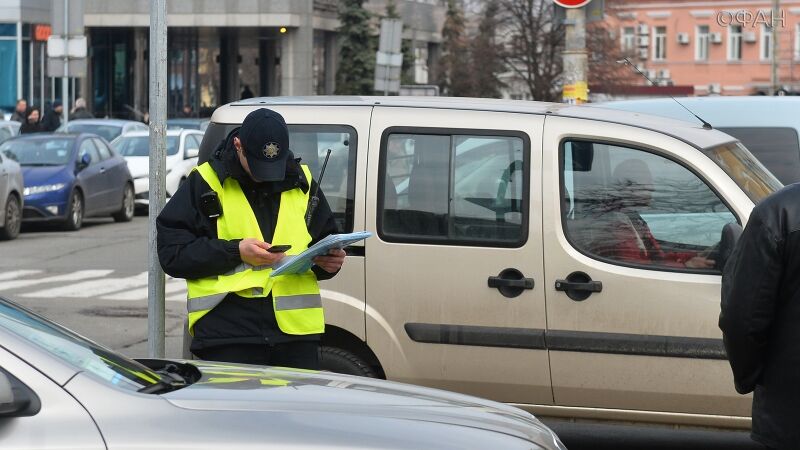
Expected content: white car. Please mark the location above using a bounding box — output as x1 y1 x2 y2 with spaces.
111 129 203 207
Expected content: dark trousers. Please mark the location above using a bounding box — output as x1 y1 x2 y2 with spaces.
194 342 321 370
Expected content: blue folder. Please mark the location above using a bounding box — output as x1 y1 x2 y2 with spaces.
270 231 372 277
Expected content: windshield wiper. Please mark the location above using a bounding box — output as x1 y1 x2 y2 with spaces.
22 163 60 166
137 364 188 394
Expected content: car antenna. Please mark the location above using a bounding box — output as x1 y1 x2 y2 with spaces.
617 57 713 130
305 148 332 227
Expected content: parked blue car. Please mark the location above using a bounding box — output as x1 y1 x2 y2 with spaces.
0 133 134 230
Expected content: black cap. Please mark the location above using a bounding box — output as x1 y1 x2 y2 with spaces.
238 108 291 182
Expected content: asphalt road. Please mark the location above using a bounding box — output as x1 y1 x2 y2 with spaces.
1 215 763 449
3 216 185 358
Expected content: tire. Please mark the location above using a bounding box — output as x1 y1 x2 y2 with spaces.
63 190 84 231
320 346 377 378
0 194 21 240
112 183 134 222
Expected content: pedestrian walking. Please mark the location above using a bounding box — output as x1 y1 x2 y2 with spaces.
19 107 42 134
40 101 63 132
720 183 800 450
9 99 27 123
157 108 345 369
70 98 94 120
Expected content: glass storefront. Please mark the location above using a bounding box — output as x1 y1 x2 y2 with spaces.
0 23 60 115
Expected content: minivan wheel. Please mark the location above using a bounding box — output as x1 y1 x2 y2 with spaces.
112 183 134 222
320 346 377 378
0 194 21 240
63 190 84 231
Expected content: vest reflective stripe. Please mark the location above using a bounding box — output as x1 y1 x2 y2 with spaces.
186 293 228 314
186 162 323 336
275 294 323 311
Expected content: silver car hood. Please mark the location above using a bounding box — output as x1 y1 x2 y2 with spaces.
164 360 564 449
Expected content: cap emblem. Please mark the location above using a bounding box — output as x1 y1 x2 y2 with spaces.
263 142 280 159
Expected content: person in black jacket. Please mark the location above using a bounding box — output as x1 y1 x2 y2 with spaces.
157 109 345 369
720 183 800 449
40 101 62 132
19 107 42 134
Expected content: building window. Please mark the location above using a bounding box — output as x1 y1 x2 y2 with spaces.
621 27 635 52
380 130 528 247
696 25 710 61
728 25 743 61
652 26 667 61
795 24 800 61
414 46 429 84
761 24 774 61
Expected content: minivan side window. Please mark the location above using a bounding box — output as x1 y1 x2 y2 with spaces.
717 127 800 185
380 130 527 247
561 140 736 272
288 125 357 233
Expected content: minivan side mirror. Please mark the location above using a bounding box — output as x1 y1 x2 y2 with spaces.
715 222 744 271
0 369 40 418
185 148 199 159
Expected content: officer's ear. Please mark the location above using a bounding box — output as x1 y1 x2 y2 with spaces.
233 137 242 153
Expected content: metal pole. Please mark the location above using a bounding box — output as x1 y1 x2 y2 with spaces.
62 0 69 126
16 21 22 102
771 0 780 94
148 0 167 358
40 45 44 109
562 6 588 104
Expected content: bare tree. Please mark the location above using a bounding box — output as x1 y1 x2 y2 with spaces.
470 0 505 98
438 0 473 97
498 0 565 101
586 3 639 94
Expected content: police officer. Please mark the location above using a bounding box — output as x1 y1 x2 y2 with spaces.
157 108 345 369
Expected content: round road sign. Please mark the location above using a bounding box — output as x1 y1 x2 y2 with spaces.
553 0 593 8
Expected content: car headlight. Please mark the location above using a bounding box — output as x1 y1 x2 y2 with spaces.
23 183 66 196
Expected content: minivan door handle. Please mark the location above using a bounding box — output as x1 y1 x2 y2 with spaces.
488 268 534 298
555 271 602 301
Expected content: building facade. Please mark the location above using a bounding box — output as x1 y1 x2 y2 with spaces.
0 0 57 114
83 0 444 119
0 0 444 118
610 0 800 96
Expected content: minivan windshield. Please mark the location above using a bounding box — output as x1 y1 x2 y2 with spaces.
703 142 783 203
0 298 161 391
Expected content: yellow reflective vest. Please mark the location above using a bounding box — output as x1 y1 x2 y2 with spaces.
185 162 324 337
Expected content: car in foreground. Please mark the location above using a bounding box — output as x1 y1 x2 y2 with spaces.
0 296 565 450
0 147 22 240
111 129 203 207
58 119 148 143
0 134 134 230
598 96 800 185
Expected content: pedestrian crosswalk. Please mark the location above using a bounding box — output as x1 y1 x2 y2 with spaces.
0 270 188 303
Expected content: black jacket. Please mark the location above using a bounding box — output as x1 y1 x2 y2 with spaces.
157 130 340 351
720 183 800 449
70 108 94 120
40 110 61 132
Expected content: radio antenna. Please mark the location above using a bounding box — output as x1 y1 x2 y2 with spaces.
617 57 712 130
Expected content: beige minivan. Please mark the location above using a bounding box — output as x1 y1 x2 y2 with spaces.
197 96 782 430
